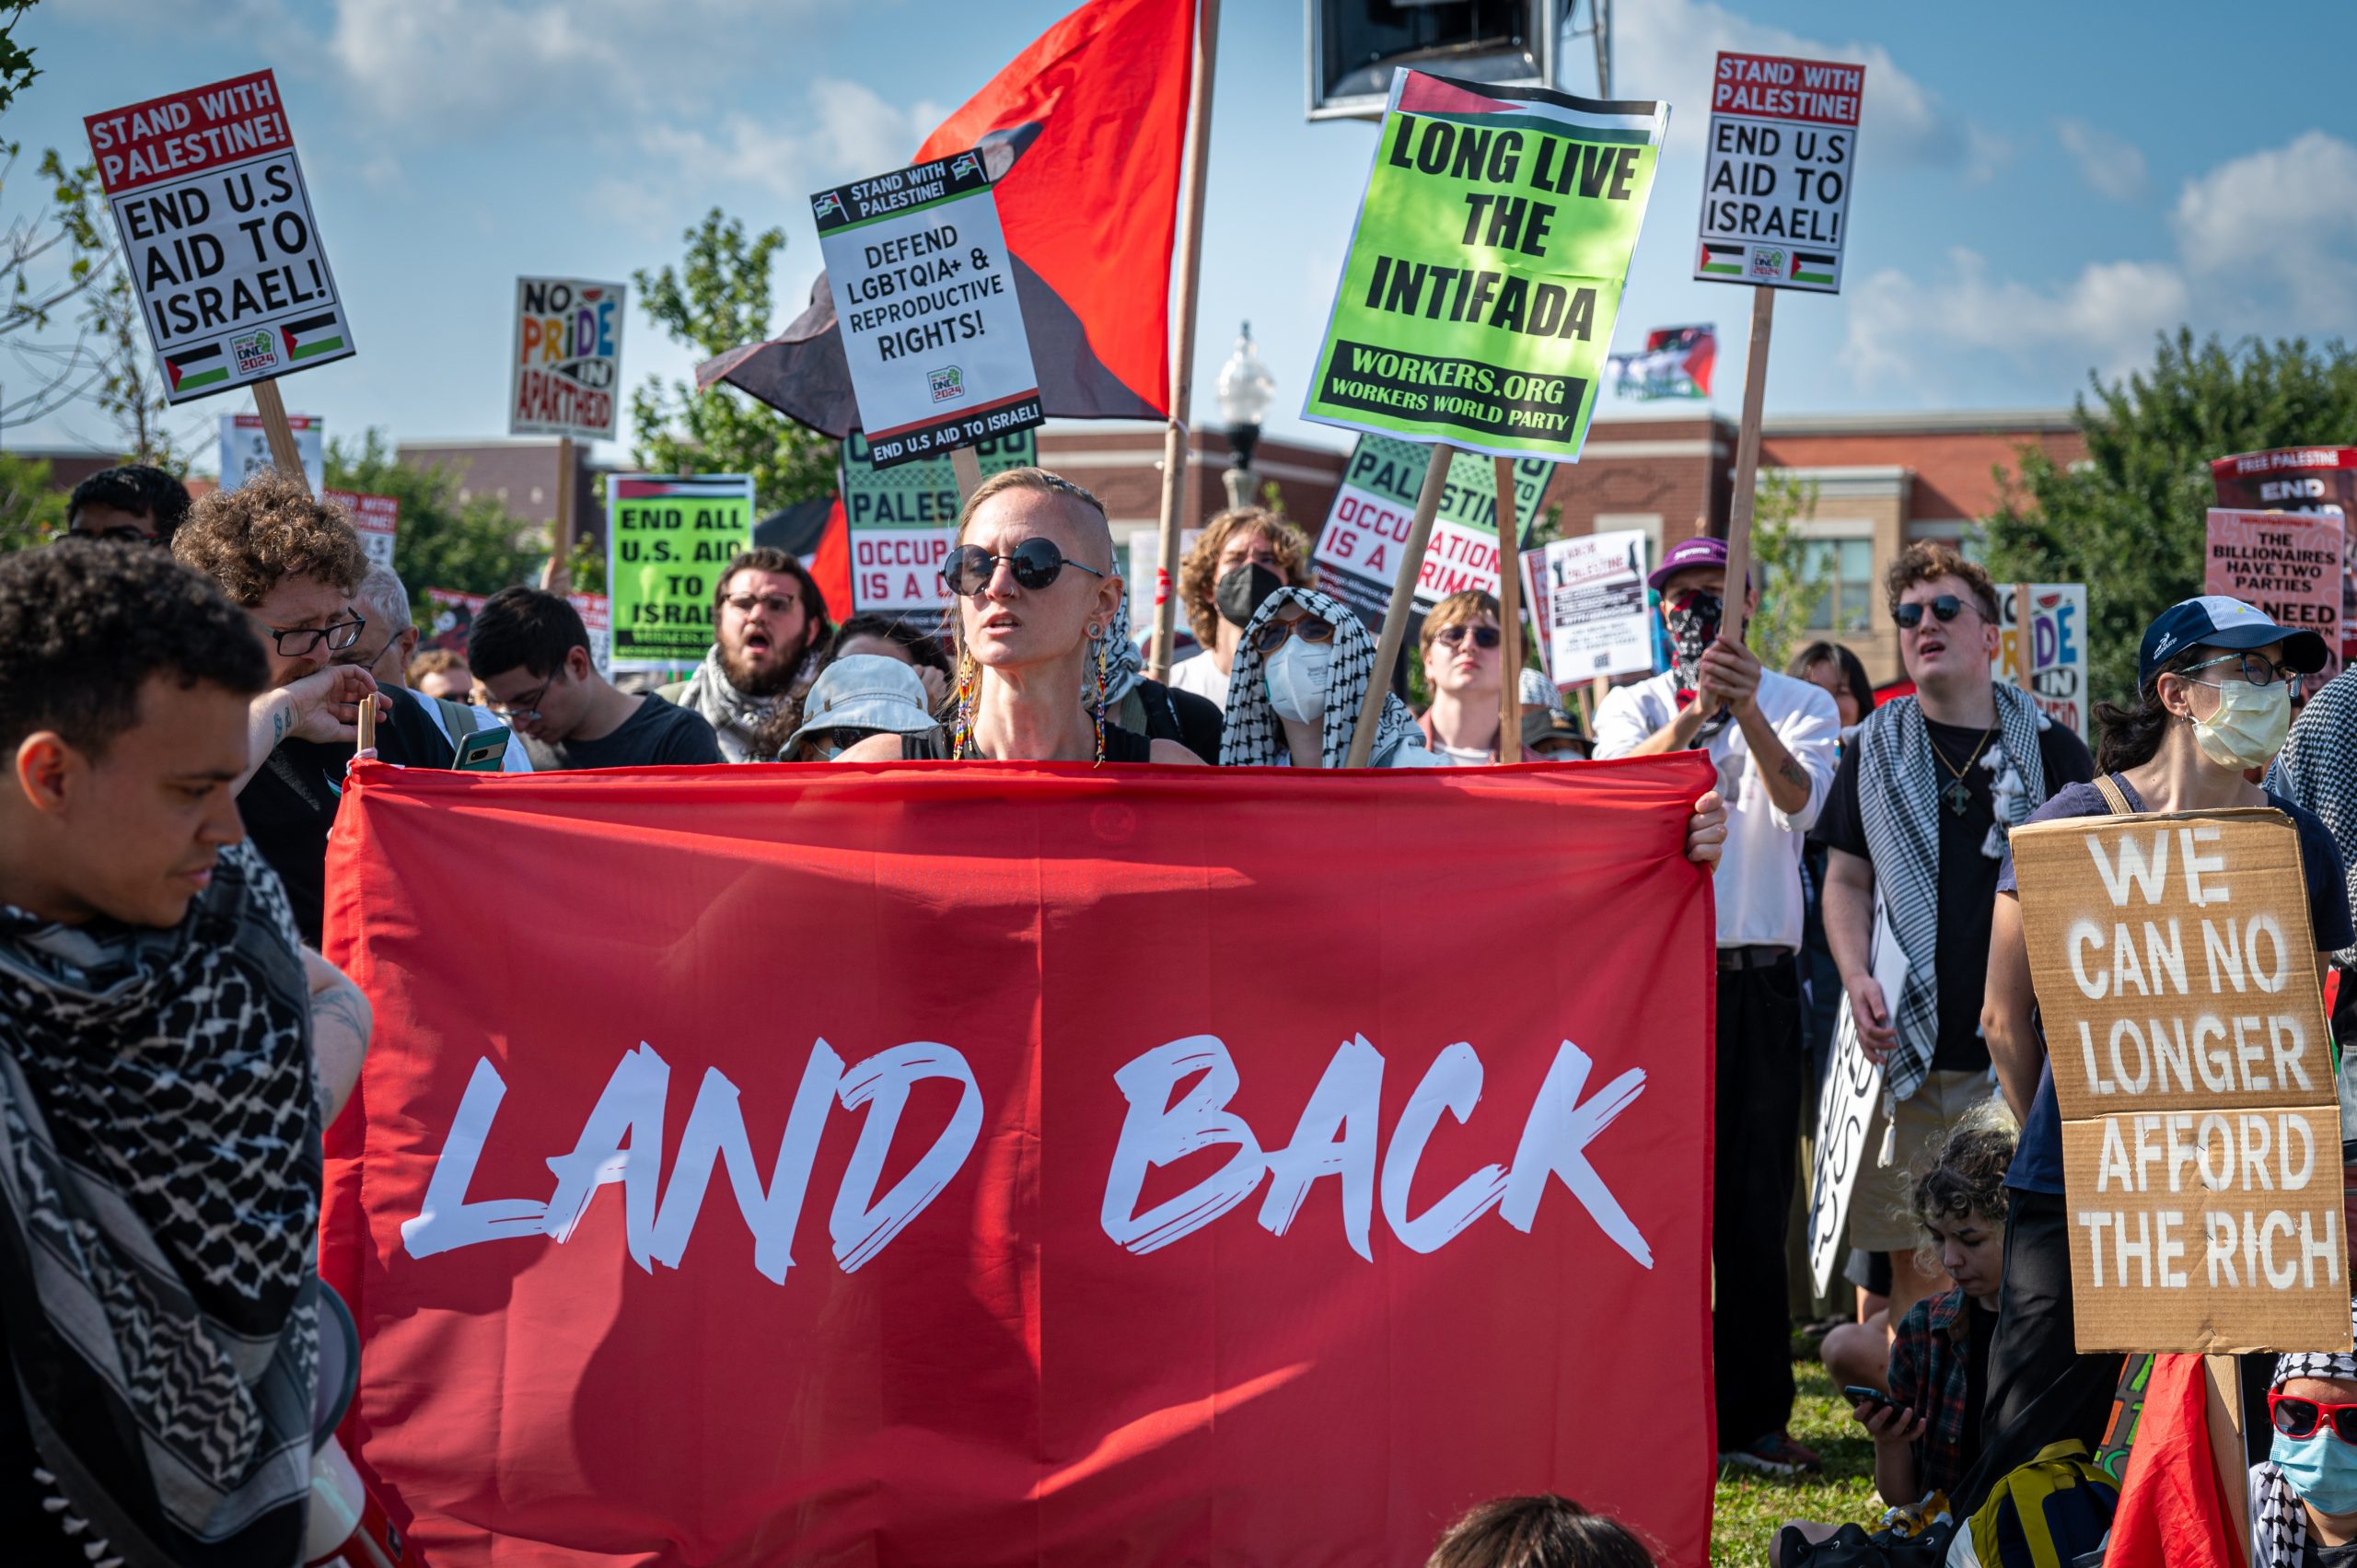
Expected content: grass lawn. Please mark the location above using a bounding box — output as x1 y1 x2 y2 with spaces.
1710 1360 1887 1565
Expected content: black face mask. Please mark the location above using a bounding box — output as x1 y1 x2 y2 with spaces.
1664 590 1724 696
1215 563 1283 629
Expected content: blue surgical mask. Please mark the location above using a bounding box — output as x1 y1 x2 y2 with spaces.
2272 1428 2357 1515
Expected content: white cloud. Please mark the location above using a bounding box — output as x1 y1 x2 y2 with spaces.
2056 118 2147 201
1840 249 2188 390
1614 0 1980 170
639 81 951 202
2170 130 2357 329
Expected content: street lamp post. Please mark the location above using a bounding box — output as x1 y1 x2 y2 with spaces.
1215 321 1274 511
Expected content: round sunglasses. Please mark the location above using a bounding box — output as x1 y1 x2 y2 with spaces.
1253 613 1335 656
1893 595 1969 631
1434 623 1502 650
2271 1391 2357 1444
940 537 1107 598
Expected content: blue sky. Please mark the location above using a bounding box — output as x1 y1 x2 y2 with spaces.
10 0 2355 473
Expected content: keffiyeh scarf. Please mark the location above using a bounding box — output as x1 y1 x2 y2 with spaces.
0 841 320 1567
678 642 807 762
1090 582 1145 709
1856 686 2049 1103
1218 587 1422 768
2268 665 2357 964
2254 1296 2357 1567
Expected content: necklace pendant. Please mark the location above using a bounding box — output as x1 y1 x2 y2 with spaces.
1943 778 1973 816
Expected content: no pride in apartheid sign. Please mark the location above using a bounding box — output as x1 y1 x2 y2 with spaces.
84 70 352 401
2205 509 2345 699
511 277 625 441
841 425 1036 631
1313 433 1554 633
2011 809 2348 1353
320 756 1716 1567
1994 583 2091 742
1304 72 1667 462
608 475 753 670
815 150 1041 468
1692 52 1864 294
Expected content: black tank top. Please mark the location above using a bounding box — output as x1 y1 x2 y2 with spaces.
902 723 1153 761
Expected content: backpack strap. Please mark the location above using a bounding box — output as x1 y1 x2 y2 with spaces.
2092 773 2134 817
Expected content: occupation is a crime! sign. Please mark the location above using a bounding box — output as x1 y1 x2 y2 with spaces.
511 277 625 441
1312 433 1554 633
1692 51 1864 294
1303 71 1668 462
814 150 1041 469
608 475 754 671
841 427 1036 630
84 69 353 401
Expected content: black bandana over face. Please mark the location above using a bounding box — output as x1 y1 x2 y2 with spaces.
1216 563 1284 629
1664 590 1723 700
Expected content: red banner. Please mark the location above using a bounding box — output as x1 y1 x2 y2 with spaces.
321 758 1717 1566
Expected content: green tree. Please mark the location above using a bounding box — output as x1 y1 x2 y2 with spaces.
0 449 64 550
325 432 545 602
0 5 38 122
630 209 837 511
1747 469 1829 673
1982 330 2357 711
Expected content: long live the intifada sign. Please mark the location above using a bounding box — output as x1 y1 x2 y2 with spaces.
320 758 1717 1567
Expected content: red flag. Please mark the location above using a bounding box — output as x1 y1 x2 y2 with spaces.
2105 1354 2243 1568
321 757 1717 1566
701 0 1193 430
806 494 852 621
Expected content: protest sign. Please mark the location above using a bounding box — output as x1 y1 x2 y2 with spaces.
2212 447 2357 668
2204 509 2344 698
1129 526 1202 643
1528 529 1652 685
1302 71 1668 462
813 152 1042 468
1607 325 1715 401
510 277 624 442
1691 52 1864 294
320 755 1718 1568
841 426 1035 629
2010 809 2347 1353
84 70 352 402
426 587 609 675
218 410 323 492
1313 433 1555 632
607 475 753 671
323 487 398 570
1992 583 2091 741
1807 903 1907 1295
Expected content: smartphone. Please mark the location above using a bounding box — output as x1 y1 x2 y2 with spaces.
1843 1385 1898 1410
452 725 512 772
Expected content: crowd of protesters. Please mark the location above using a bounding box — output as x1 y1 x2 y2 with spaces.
11 455 2357 1566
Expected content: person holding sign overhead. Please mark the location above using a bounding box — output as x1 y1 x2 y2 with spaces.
1980 596 2348 1498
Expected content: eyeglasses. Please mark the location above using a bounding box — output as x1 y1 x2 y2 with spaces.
940 538 1107 598
2180 651 2301 688
2270 1392 2357 1444
1893 596 1967 631
724 593 801 619
1252 613 1335 656
259 612 366 657
484 675 558 722
1434 623 1503 651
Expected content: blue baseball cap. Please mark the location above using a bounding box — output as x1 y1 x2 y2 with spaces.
2138 595 2329 687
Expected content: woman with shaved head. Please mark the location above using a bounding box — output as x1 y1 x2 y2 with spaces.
838 469 1203 765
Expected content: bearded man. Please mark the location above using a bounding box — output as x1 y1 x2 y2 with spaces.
662 549 834 761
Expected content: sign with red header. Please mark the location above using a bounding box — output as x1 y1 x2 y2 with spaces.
319 759 1717 1568
2211 447 2357 668
323 488 398 570
2205 508 2345 697
84 70 353 401
1693 51 1864 293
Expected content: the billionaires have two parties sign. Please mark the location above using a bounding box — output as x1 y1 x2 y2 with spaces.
321 758 1717 1566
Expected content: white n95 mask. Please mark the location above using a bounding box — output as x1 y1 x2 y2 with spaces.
1265 638 1333 724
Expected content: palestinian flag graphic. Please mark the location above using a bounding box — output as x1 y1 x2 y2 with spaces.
281 312 348 362
1699 242 1744 277
163 343 227 394
1790 250 1838 286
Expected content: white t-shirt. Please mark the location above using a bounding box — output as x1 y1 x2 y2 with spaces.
1167 650 1231 711
1591 668 1838 950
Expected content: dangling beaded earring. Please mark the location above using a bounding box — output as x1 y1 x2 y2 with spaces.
951 647 980 761
1090 624 1109 766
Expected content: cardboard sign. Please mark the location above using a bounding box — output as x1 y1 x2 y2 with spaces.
813 151 1041 468
608 475 755 671
324 487 398 570
2204 509 2345 698
510 277 625 441
219 410 323 493
1312 434 1554 633
1128 527 1203 643
1807 903 1907 1295
1993 582 2091 741
2010 809 2348 1353
2211 447 2357 668
1302 71 1668 461
841 426 1036 630
428 587 608 676
84 70 353 401
1529 529 1652 684
1692 52 1863 293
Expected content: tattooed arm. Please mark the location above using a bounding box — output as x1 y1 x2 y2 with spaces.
235 667 384 794
302 947 372 1127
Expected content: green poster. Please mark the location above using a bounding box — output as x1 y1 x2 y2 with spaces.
608 474 756 671
1303 70 1668 461
841 427 1036 628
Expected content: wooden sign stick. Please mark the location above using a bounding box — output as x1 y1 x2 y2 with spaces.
251 379 309 496
1146 0 1220 682
1492 456 1523 762
1720 285 1775 634
546 435 577 593
2012 580 2036 697
950 445 983 504
1346 444 1454 768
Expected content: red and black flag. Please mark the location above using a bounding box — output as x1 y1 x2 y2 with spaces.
699 0 1195 432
